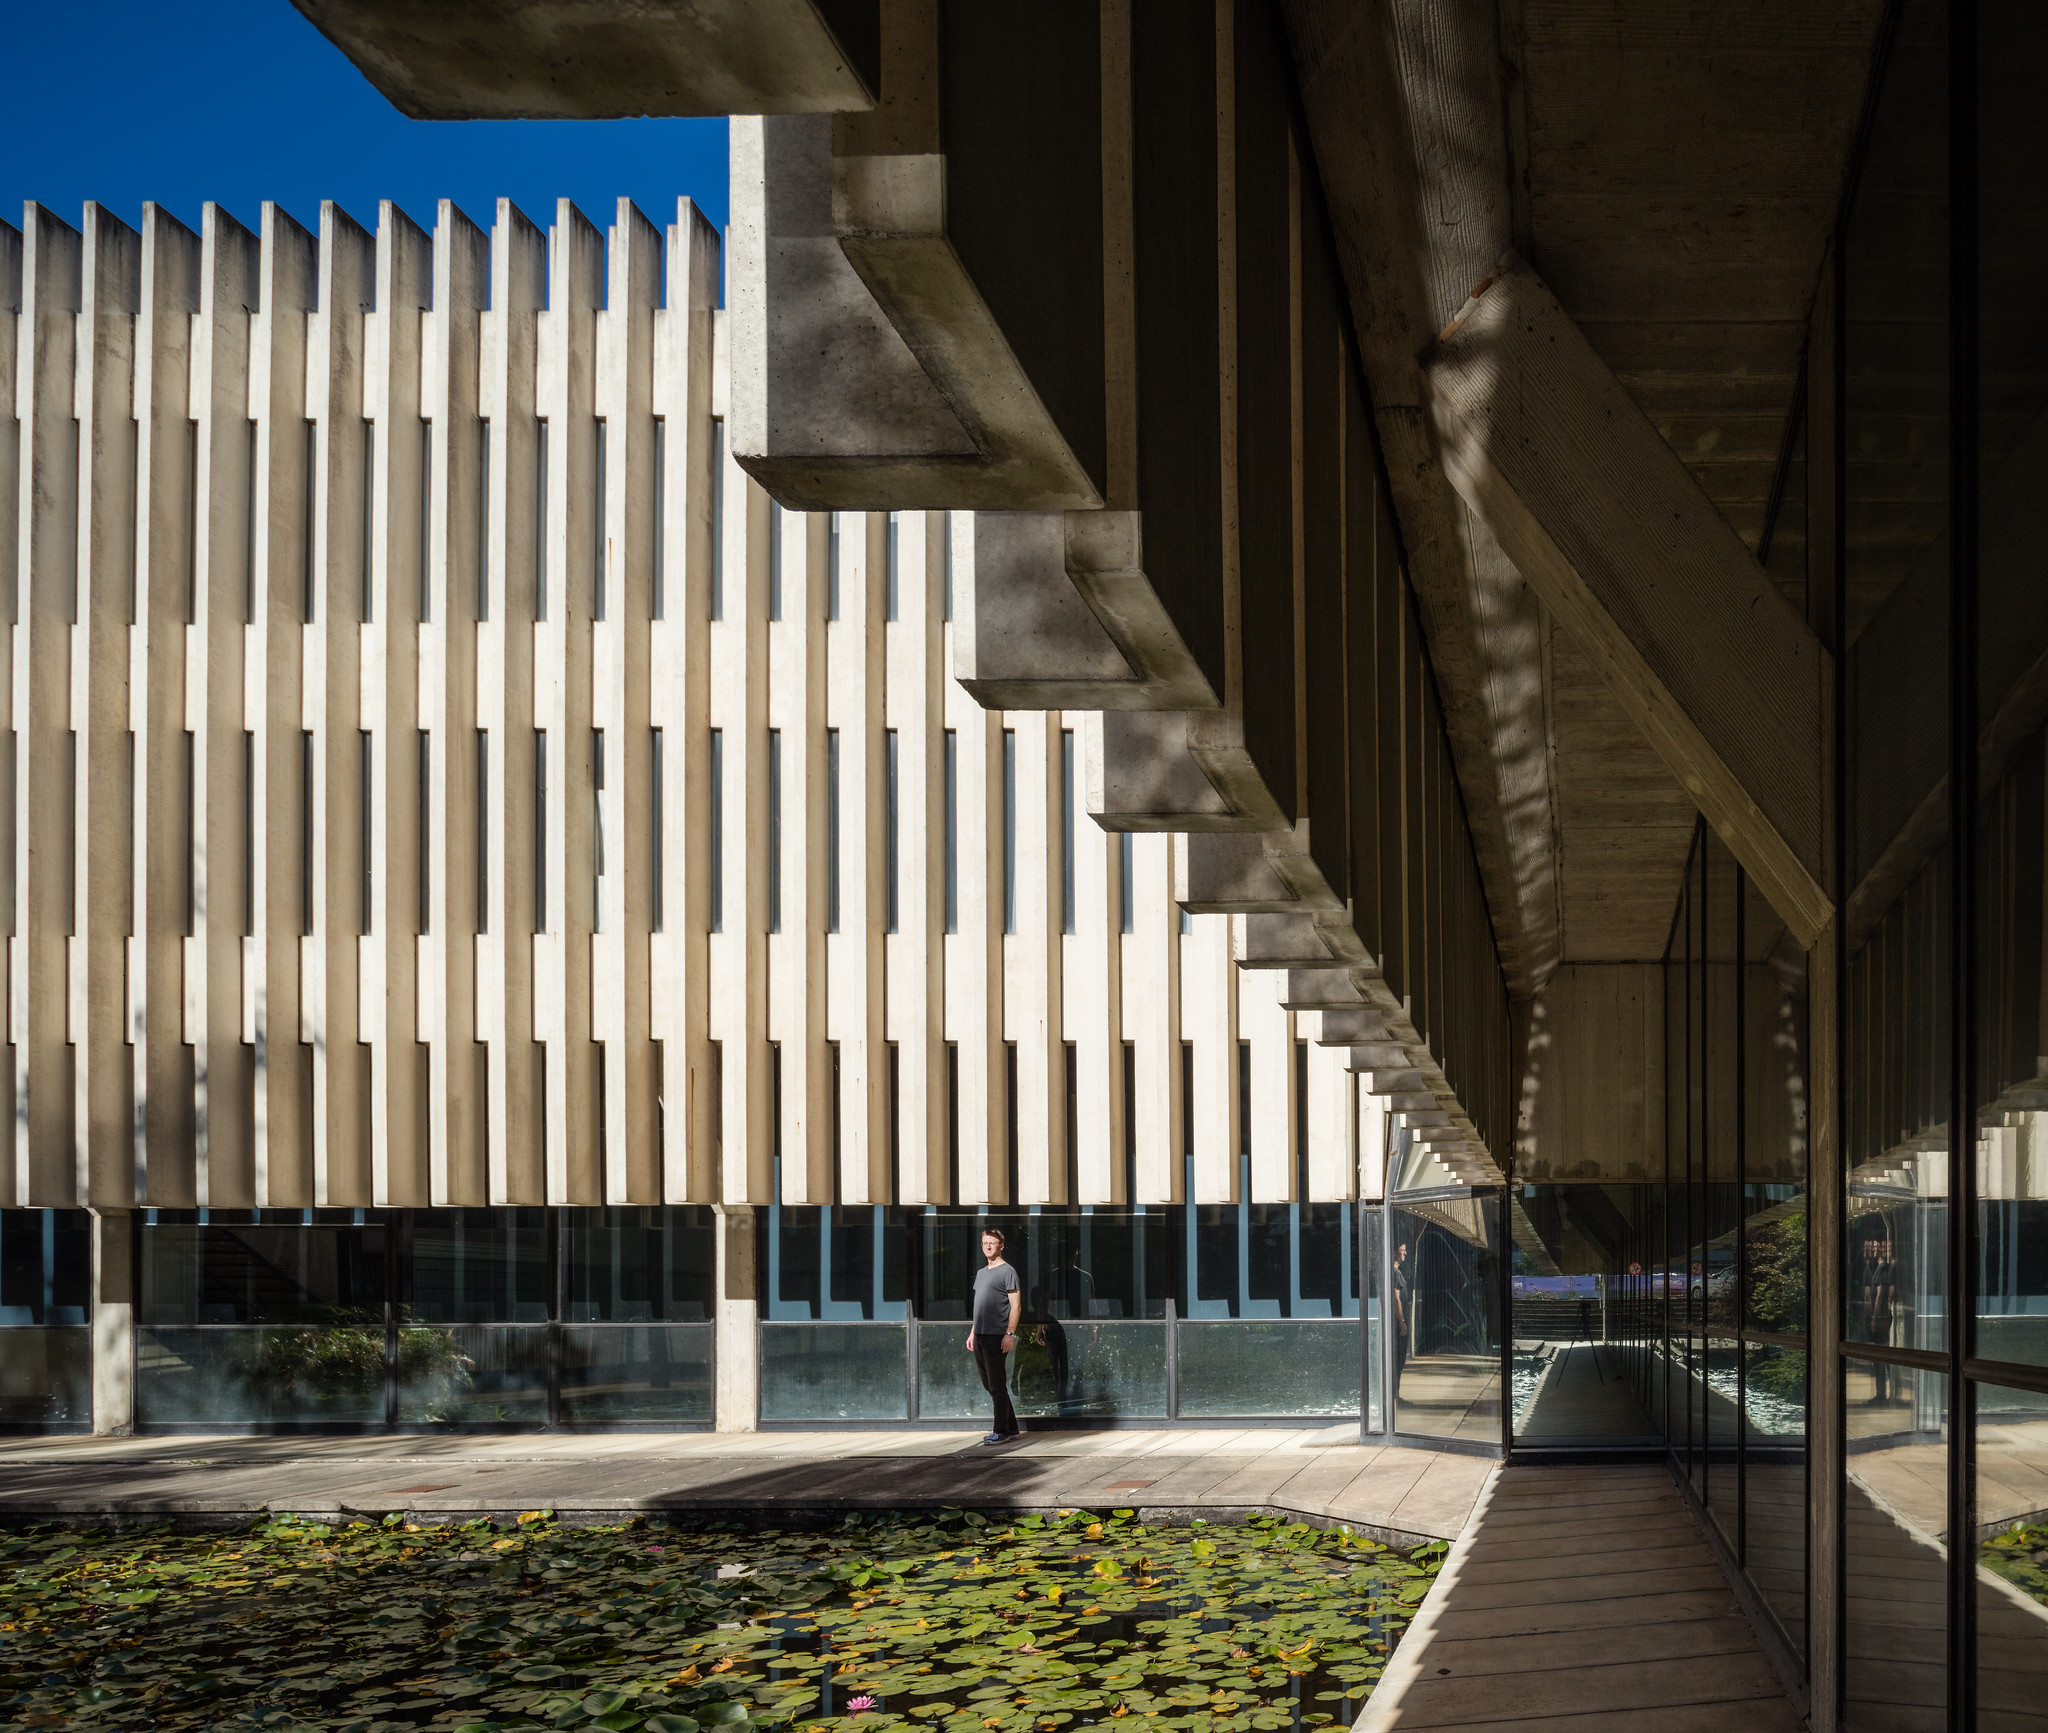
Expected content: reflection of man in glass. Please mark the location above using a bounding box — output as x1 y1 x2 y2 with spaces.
1391 1238 1413 1399
966 1229 1021 1443
1058 1249 1095 1319
1860 1234 1899 1398
1031 1284 1071 1404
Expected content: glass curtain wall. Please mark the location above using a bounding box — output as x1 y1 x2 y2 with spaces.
1759 0 2048 1714
1509 1184 1662 1447
136 1208 715 1430
0 1211 91 1427
1379 1125 1505 1450
757 1203 1362 1426
1595 822 1811 1659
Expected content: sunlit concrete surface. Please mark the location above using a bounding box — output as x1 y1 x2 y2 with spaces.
0 1427 1490 1541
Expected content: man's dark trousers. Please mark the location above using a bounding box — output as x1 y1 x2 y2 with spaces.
971 1333 1018 1436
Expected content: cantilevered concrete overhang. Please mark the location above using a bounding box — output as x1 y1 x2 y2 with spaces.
297 0 1887 1188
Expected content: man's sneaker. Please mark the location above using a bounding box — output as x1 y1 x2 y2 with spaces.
983 1431 1012 1444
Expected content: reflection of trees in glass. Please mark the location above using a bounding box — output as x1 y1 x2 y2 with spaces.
1746 1209 1807 1337
1744 1341 1807 1407
213 1310 470 1413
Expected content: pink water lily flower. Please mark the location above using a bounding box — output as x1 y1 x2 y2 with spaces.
847 1696 878 1713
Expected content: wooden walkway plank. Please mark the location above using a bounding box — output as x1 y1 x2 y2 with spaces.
1360 1463 1801 1732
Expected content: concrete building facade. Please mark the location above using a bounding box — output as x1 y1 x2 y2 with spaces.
0 191 1506 1432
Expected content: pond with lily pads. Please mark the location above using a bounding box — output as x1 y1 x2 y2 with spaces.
0 1505 1443 1733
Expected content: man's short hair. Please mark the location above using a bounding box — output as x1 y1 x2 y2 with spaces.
980 1227 1006 1247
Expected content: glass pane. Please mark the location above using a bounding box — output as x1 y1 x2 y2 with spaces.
395 1324 549 1423
559 1324 713 1423
920 1212 1170 1322
565 1208 715 1322
407 1211 549 1324
1511 1185 1659 1443
1664 944 1689 1451
1176 1320 1357 1417
915 1320 1165 1421
1975 0 2048 1395
1703 1336 1740 1548
1842 0 1950 1363
0 1329 90 1424
765 1206 908 1321
1978 1186 2048 1370
1744 877 1809 1338
1974 1383 2048 1725
760 1322 908 1421
1743 1343 1806 1657
1362 1204 1383 1432
0 1211 89 1326
137 1325 387 1425
1844 1357 1949 1732
140 1214 388 1326
1702 832 1741 1343
1390 1193 1501 1443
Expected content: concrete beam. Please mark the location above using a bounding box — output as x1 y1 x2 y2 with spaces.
952 512 1216 712
727 1 1116 513
1427 257 1832 948
291 0 880 119
1280 0 1563 999
1232 913 1368 971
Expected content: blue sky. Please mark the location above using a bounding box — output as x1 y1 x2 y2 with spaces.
2 0 728 247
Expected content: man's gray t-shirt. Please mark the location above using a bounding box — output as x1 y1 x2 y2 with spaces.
972 1260 1019 1336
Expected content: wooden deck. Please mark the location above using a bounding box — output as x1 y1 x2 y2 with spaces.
1517 1343 1659 1443
0 1427 1491 1542
1361 1461 1803 1731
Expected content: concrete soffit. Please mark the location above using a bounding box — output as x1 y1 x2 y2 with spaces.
1281 0 1833 964
1280 0 1564 1004
290 0 885 120
727 1 1111 514
1426 256 1833 951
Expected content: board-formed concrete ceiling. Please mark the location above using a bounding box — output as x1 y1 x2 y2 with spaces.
1503 0 1882 960
1294 0 1884 969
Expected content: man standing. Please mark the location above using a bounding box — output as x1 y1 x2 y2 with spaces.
967 1228 1022 1443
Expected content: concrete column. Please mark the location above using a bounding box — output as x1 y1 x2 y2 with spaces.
361 202 431 1207
13 206 80 1206
74 207 140 1213
189 205 260 1206
247 204 316 1206
1243 962 1296 1202
766 497 831 1204
591 200 662 1204
1129 833 1182 1204
1187 910 1238 1202
1010 713 1059 1203
889 512 947 1203
89 1210 133 1436
306 201 374 1208
419 200 488 1206
477 199 545 1205
709 452 771 1205
946 663 1004 1202
1358 1086 1388 1198
533 200 603 1205
829 506 890 1204
1069 748 1120 1204
649 199 720 1203
1304 1035 1352 1200
132 209 205 1212
713 1205 757 1432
